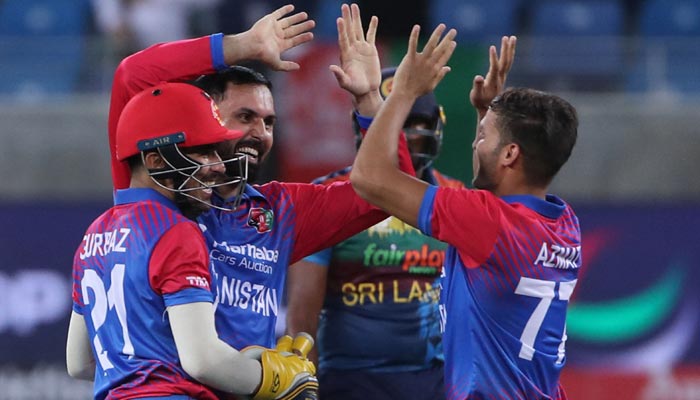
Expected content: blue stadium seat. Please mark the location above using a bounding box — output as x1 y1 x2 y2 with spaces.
627 0 700 93
430 0 522 45
639 0 700 37
0 0 91 96
524 0 625 89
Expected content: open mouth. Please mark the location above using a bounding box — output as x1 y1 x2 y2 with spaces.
236 145 260 163
200 180 217 196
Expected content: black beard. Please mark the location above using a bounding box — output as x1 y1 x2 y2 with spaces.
225 157 260 183
247 162 260 183
174 192 208 220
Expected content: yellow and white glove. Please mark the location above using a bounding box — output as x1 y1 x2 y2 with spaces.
242 333 319 400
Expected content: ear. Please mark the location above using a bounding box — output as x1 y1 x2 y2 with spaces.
501 143 521 168
143 151 166 169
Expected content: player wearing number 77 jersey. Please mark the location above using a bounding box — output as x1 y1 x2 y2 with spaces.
350 29 580 399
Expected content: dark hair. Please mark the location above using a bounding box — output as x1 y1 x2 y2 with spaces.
192 66 272 102
489 88 578 186
126 153 144 172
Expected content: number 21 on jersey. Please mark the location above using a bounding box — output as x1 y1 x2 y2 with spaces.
81 264 134 371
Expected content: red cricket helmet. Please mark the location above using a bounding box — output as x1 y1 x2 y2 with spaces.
116 82 244 161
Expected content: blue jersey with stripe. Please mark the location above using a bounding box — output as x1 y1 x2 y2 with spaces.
418 187 579 400
71 189 216 400
199 180 385 349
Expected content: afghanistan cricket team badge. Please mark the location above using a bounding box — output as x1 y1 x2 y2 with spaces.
247 208 274 233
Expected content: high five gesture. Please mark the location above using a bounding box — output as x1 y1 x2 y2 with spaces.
351 24 457 227
392 24 457 100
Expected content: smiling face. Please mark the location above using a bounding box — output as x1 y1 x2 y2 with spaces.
177 146 227 212
215 83 276 182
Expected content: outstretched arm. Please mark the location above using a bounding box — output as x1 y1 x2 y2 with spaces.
350 24 457 227
169 302 261 395
109 4 315 189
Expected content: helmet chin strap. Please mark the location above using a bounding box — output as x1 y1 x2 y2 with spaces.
413 157 434 180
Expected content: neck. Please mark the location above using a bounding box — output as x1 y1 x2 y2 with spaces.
215 181 245 200
129 172 176 201
491 179 548 199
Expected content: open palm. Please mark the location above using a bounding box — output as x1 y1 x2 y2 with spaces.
469 36 517 113
330 3 380 98
245 5 315 71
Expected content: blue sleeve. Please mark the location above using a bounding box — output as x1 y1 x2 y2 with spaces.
163 287 213 307
354 111 374 130
301 247 333 267
418 185 439 236
209 33 227 71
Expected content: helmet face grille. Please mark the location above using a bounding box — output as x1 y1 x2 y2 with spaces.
371 67 444 174
145 143 249 216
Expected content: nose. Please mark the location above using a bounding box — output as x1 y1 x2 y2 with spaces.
249 117 268 140
209 150 226 174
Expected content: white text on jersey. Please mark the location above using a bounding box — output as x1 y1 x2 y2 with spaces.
209 249 274 275
186 276 210 288
534 242 581 270
212 241 279 262
79 228 131 260
218 275 278 317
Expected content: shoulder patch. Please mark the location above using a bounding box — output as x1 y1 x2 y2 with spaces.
247 208 274 233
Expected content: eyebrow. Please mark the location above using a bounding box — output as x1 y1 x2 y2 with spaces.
237 107 276 121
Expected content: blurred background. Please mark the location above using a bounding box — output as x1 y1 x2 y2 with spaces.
1 0 699 398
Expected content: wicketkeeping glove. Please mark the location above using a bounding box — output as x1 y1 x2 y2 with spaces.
242 333 319 400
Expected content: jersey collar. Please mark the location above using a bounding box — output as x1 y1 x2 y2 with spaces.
214 183 268 206
501 194 566 219
114 188 180 212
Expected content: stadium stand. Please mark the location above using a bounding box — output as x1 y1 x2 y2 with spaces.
522 0 625 91
0 0 91 96
627 0 700 93
429 0 522 44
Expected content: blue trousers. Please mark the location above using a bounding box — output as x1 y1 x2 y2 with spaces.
319 364 445 400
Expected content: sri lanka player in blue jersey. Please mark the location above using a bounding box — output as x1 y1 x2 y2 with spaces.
106 4 416 352
67 82 318 399
352 28 580 400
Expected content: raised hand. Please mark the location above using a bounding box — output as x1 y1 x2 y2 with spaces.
391 24 458 101
226 4 315 71
469 35 517 116
330 3 381 112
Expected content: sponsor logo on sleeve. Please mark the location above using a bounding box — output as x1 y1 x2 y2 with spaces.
185 275 210 288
